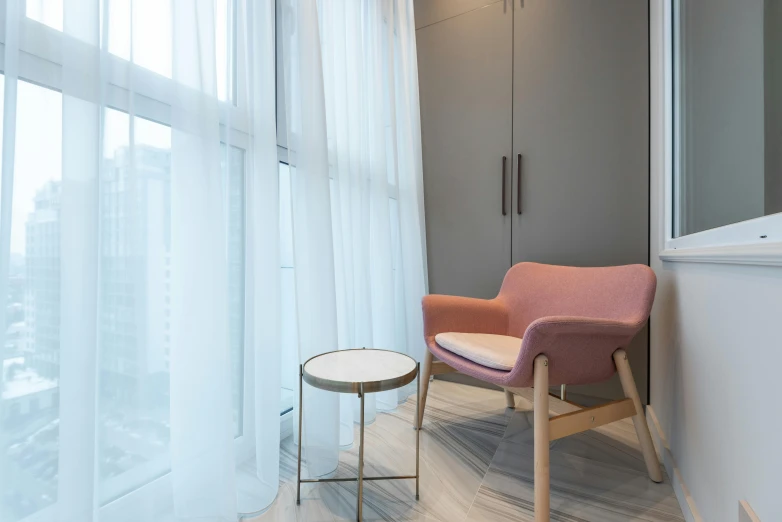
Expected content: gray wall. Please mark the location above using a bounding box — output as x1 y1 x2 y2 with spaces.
413 0 500 29
766 0 782 215
679 0 765 235
415 0 650 404
414 0 510 394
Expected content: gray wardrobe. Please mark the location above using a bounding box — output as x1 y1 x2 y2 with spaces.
415 0 650 402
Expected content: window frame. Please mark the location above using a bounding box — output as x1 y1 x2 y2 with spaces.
0 8 257 521
660 0 782 265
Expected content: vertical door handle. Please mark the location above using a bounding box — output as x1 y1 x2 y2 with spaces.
502 156 507 216
517 154 522 215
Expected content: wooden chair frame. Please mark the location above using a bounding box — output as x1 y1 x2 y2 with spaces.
416 349 662 522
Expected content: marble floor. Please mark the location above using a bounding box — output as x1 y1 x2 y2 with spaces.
249 380 684 522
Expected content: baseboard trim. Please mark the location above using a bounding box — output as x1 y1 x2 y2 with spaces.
646 406 703 522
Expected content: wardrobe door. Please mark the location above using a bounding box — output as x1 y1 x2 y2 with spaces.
417 1 513 299
512 0 649 401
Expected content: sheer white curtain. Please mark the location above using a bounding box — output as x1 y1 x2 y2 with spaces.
0 0 426 519
0 0 281 520
280 0 428 468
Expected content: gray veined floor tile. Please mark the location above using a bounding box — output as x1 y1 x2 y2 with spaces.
502 411 652 476
251 380 511 521
278 435 300 485
248 381 683 522
467 405 684 521
382 380 514 446
466 440 683 522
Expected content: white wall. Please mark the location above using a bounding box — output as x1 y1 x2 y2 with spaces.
650 2 782 520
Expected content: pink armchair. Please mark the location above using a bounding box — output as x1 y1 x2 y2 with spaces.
418 262 662 522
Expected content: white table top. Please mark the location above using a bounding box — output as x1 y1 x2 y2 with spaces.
303 349 418 394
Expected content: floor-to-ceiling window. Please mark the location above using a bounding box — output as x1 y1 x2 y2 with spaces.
0 2 250 520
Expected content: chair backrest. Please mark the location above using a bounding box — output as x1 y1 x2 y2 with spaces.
497 262 657 338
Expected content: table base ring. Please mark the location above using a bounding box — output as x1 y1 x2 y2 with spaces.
300 475 418 484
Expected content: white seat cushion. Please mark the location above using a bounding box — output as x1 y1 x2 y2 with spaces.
434 332 523 371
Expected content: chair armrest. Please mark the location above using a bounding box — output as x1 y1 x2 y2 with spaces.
422 295 508 338
525 315 644 340
509 315 647 387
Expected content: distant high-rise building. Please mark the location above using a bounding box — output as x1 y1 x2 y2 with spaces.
25 181 61 380
22 146 174 405
99 145 171 406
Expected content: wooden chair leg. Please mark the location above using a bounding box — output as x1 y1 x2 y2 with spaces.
504 389 516 409
533 355 550 522
416 350 434 429
613 349 663 483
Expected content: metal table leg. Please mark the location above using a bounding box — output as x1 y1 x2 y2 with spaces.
357 383 365 521
297 360 420 520
416 362 420 500
297 364 303 505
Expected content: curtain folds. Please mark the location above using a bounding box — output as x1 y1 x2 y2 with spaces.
0 0 426 520
280 0 427 460
243 0 284 516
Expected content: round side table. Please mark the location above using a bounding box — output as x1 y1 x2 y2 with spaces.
296 348 420 521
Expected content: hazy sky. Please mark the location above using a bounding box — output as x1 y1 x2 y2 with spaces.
4 79 62 256
5 0 229 255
